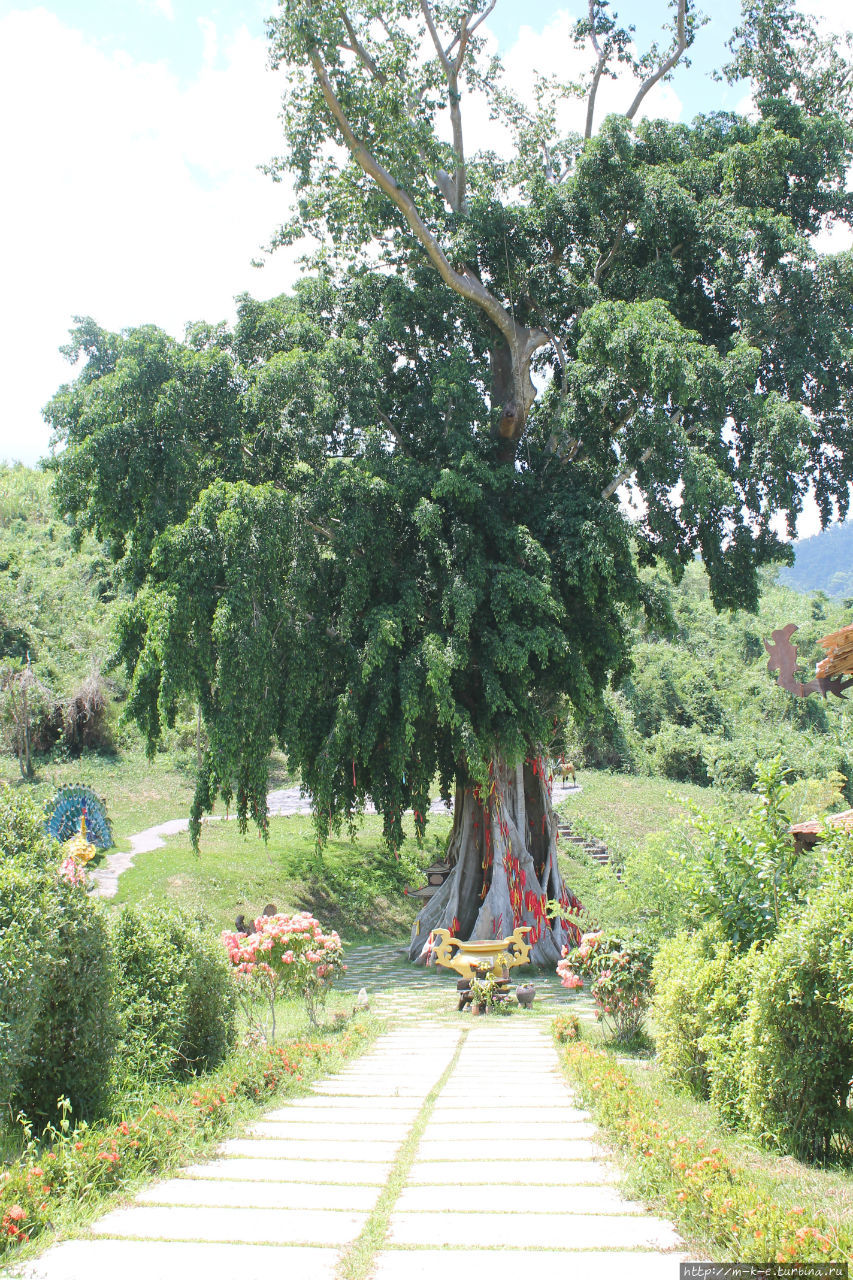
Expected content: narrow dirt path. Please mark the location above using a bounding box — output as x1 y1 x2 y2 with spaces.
21 1017 684 1280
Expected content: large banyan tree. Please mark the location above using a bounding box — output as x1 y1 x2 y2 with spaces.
47 0 853 963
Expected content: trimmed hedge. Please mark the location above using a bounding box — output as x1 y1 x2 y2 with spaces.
0 790 116 1121
110 906 236 1085
652 927 760 1127
652 847 853 1160
741 859 853 1161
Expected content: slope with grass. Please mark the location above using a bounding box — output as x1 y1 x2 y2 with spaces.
110 810 451 944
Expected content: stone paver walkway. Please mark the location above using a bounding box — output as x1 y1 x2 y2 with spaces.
20 1019 685 1280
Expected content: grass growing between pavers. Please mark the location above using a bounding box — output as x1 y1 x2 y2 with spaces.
0 1012 380 1271
554 1030 853 1266
335 1030 468 1280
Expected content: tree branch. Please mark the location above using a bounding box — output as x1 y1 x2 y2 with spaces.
624 0 689 121
585 58 608 140
447 0 496 54
585 0 609 142
419 0 469 212
593 214 628 285
308 44 544 362
338 7 387 84
601 412 692 499
377 407 414 456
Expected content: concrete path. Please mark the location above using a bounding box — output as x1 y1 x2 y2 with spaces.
19 1019 685 1280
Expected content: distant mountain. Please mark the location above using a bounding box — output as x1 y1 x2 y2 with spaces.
780 522 853 600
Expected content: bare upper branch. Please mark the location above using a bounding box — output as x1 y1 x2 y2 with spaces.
584 0 608 141
601 412 693 499
625 0 689 121
419 0 477 212
338 7 387 84
308 45 545 363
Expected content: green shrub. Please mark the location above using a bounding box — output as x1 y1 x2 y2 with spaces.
673 757 814 949
710 741 759 792
652 926 762 1125
740 849 853 1161
701 943 760 1128
651 724 712 785
111 905 236 1084
0 783 55 867
0 790 115 1120
651 928 722 1096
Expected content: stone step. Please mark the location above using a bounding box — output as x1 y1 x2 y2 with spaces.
373 1251 686 1280
387 1209 681 1250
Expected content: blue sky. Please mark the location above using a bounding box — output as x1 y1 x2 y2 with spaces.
0 0 846 535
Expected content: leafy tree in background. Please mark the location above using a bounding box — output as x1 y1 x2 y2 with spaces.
47 0 853 963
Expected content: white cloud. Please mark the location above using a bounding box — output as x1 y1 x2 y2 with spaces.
0 8 301 465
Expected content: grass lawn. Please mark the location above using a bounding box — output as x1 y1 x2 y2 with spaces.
0 744 295 849
111 811 451 944
555 768 749 858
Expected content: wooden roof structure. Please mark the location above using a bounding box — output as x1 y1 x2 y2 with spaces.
817 623 853 680
789 808 853 853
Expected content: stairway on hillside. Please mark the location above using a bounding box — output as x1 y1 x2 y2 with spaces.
556 823 620 879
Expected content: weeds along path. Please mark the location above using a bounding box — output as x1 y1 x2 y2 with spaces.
20 1015 684 1280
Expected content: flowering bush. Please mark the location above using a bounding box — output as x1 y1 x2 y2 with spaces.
557 931 652 1045
552 1011 582 1043
58 855 87 888
222 911 346 1035
556 1036 853 1266
0 1019 373 1262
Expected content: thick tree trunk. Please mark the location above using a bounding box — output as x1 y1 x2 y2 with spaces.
409 755 582 967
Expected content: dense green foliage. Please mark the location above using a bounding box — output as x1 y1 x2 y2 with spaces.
110 906 236 1085
0 465 118 763
781 521 853 598
0 788 116 1121
568 562 853 797
43 0 853 865
741 860 853 1160
648 766 853 1161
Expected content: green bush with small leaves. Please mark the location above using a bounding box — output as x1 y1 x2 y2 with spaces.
0 788 116 1121
740 847 853 1162
651 927 724 1097
110 905 236 1085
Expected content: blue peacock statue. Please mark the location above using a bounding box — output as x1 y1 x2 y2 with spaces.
45 784 113 849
